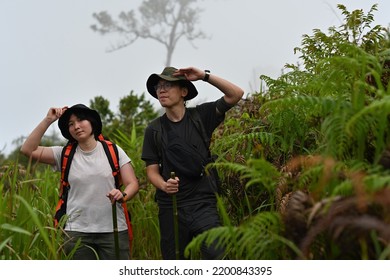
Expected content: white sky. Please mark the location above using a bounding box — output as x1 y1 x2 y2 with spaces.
1 0 389 156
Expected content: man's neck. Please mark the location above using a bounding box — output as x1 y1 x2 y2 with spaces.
166 106 186 122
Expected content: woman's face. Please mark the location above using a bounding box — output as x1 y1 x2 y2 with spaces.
155 80 188 107
67 114 94 142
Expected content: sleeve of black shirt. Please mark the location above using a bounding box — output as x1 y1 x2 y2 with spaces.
196 99 226 137
141 125 159 166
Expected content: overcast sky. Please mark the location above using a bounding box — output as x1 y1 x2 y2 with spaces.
1 0 389 156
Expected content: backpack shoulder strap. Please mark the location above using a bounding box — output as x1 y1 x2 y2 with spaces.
188 107 210 149
98 134 121 189
98 135 134 250
60 141 77 195
55 141 77 226
149 117 163 162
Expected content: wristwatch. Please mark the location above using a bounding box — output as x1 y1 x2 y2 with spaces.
203 70 210 82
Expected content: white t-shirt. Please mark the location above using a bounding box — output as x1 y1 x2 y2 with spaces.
52 141 131 233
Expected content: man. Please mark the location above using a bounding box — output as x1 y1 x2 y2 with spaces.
141 66 243 259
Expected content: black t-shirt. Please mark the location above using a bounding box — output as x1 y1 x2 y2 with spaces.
141 99 225 208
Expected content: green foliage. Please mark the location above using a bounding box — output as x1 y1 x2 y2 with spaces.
0 158 161 259
294 4 387 72
0 163 69 259
258 6 390 165
90 95 115 127
128 187 161 259
90 92 158 140
186 199 302 259
189 4 390 260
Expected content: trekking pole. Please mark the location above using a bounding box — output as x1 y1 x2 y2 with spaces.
171 171 180 260
111 199 120 259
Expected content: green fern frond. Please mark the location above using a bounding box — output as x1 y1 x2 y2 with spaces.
363 174 390 193
260 95 342 116
186 211 301 259
213 131 279 159
331 180 354 196
212 159 279 195
347 96 390 134
344 96 390 160
296 165 323 189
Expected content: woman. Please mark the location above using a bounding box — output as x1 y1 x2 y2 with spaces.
20 104 139 259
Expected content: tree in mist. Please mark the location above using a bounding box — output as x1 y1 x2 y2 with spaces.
91 0 208 66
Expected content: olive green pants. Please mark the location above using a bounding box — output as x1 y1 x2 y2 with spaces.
64 230 130 260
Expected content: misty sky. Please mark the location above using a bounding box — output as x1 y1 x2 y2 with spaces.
1 0 389 156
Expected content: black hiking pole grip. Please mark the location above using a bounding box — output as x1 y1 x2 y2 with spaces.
171 171 180 260
112 199 120 259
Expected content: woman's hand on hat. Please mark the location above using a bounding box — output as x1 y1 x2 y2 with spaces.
46 106 68 122
174 67 203 81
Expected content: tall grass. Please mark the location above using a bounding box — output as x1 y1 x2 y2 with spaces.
0 162 68 259
0 159 162 259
